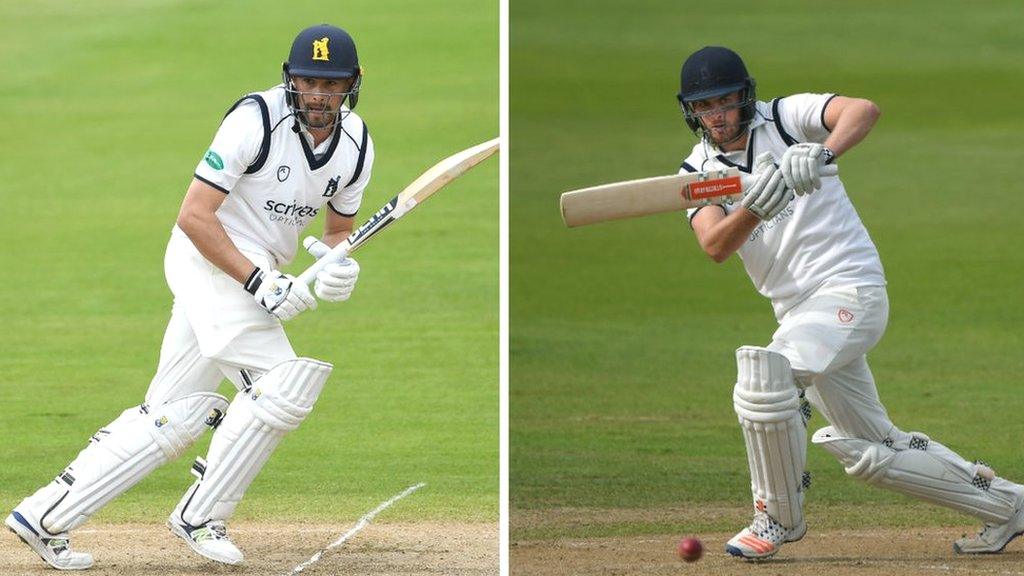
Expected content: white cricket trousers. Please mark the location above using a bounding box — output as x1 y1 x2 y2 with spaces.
768 285 892 442
767 284 1024 526
147 229 296 404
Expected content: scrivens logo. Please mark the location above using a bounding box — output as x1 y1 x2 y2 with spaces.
264 200 319 227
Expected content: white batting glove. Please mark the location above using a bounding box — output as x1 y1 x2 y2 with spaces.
742 152 793 221
244 268 317 321
304 236 361 302
780 143 829 196
315 260 360 301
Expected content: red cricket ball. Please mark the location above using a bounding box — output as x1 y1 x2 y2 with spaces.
677 536 703 562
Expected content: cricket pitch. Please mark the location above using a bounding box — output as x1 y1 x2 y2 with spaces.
2 521 497 576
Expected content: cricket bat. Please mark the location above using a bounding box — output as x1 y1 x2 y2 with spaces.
559 167 743 228
559 164 838 228
297 137 499 285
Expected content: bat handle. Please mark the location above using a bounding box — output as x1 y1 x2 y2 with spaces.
296 238 351 286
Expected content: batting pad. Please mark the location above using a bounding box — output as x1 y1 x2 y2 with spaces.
176 358 332 526
733 346 807 529
21 392 228 534
813 426 1023 524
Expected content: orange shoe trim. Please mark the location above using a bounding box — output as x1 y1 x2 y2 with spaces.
738 535 774 554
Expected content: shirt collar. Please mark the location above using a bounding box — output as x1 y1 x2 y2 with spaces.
300 126 336 155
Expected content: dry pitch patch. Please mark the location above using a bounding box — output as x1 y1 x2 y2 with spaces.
512 508 1024 576
1 521 497 576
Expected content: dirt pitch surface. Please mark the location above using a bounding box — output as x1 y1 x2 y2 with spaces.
513 528 1024 576
512 509 1024 576
2 521 497 576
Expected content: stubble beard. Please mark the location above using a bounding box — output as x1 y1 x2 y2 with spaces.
301 97 339 129
707 122 744 148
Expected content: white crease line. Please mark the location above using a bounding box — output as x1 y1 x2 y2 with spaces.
285 482 426 575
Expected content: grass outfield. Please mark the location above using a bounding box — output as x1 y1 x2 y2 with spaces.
0 1 497 523
510 0 1024 537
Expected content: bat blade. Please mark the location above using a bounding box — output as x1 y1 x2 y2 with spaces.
297 137 499 285
560 167 743 228
395 137 500 209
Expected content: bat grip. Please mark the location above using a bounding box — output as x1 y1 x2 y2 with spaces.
296 240 351 286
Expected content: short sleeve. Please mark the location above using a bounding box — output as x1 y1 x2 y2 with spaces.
328 131 374 217
776 93 836 144
193 101 263 193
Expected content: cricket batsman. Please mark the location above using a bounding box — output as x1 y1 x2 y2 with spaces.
677 46 1024 559
6 24 371 569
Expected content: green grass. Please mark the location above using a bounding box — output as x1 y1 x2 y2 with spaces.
510 0 1024 536
0 0 497 523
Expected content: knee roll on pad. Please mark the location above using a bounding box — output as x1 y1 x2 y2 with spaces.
177 358 332 526
812 426 1021 524
733 346 807 529
26 392 228 534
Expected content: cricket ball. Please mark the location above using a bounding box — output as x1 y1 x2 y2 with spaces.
677 537 703 562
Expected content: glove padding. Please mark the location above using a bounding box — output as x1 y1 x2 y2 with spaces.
780 143 827 196
304 237 361 302
742 152 793 221
251 269 317 321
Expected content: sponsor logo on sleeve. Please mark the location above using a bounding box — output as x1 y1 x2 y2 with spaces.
204 150 224 170
322 175 340 198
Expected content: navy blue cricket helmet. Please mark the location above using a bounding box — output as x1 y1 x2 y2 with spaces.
282 24 362 127
676 46 757 138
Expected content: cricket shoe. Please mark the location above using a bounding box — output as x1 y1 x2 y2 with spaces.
725 511 806 559
5 509 94 570
953 501 1024 554
168 516 243 565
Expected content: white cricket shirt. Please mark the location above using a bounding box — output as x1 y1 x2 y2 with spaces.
184 84 374 266
682 94 886 319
